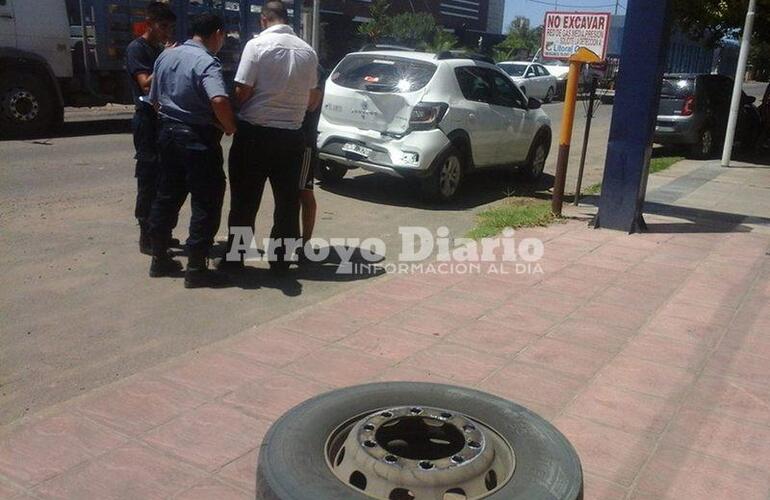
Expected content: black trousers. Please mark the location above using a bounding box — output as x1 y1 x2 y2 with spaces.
149 120 225 256
132 105 160 223
227 122 304 263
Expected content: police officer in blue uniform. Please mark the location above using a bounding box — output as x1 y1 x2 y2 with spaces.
148 13 237 288
125 2 176 255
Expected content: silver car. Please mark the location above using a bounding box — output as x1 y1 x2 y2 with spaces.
498 62 559 103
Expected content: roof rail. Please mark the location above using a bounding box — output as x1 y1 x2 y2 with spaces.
360 44 417 52
435 51 495 64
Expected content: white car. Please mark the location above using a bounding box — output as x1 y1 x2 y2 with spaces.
316 50 553 201
497 62 559 103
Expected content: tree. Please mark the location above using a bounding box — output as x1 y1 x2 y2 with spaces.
358 0 391 43
422 29 459 53
358 1 459 52
672 0 770 45
493 16 543 62
386 12 437 47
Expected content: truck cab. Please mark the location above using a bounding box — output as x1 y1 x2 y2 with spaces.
0 0 71 135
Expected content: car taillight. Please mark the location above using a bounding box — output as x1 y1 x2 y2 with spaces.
409 103 448 130
682 96 696 116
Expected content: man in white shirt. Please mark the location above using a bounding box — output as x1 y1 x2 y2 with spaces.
224 1 318 273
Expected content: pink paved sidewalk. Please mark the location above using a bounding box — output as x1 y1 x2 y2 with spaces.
1 218 769 499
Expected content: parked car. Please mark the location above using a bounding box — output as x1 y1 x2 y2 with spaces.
316 50 553 201
654 73 761 159
497 62 559 103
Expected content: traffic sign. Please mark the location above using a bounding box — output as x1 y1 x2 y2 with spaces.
543 12 611 61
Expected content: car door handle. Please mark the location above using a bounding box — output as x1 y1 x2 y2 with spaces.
468 113 477 122
0 14 14 19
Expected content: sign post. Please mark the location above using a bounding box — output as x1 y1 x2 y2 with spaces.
543 12 610 216
595 0 672 232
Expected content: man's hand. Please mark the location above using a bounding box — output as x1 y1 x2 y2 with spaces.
211 96 237 136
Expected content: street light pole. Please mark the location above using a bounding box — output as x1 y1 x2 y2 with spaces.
311 0 320 52
721 0 756 168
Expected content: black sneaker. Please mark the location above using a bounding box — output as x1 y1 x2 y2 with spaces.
149 256 183 277
184 267 229 288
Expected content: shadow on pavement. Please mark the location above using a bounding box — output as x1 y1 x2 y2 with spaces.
0 118 132 142
318 169 556 210
210 245 385 296
579 195 769 234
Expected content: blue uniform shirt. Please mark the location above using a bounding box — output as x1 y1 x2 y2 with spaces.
149 39 228 126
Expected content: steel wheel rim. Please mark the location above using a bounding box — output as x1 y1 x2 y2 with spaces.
439 156 461 198
6 89 39 122
325 406 516 499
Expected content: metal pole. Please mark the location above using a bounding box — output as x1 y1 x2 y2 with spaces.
615 0 619 15
312 0 320 52
293 0 302 35
552 59 583 216
721 0 756 168
574 77 598 206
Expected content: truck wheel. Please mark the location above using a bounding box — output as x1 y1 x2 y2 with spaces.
257 382 583 500
0 72 58 138
421 146 464 203
318 161 348 183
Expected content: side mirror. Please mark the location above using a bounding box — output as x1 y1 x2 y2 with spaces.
528 98 542 110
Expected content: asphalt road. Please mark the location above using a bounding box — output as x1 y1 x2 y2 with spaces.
3 77 767 425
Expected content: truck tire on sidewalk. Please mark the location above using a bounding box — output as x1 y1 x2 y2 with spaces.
0 72 58 138
257 382 583 500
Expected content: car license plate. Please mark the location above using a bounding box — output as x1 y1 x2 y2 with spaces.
342 143 372 158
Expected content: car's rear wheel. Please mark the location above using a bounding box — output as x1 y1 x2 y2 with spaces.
544 87 555 104
690 126 715 160
422 146 464 202
523 134 549 180
318 161 348 183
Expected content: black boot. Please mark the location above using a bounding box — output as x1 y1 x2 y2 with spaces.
185 253 228 288
138 220 152 255
149 238 183 277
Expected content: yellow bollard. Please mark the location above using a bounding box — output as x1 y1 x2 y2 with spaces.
551 48 602 216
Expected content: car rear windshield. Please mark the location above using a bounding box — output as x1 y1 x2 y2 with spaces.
661 77 695 98
499 64 527 77
331 55 437 93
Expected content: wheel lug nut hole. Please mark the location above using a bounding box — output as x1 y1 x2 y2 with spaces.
418 461 433 470
467 440 481 449
410 407 422 414
381 411 393 418
364 440 377 448
440 412 452 419
451 455 465 464
363 424 375 431
385 455 398 463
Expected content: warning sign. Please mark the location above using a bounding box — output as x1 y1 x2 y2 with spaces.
542 12 611 61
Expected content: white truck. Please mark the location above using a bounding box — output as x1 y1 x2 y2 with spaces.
0 0 75 136
0 0 263 137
